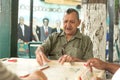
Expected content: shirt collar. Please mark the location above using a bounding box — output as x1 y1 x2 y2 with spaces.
59 29 82 39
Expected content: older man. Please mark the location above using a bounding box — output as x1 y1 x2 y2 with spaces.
35 8 93 65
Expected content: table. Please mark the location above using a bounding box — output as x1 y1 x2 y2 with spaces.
2 58 106 80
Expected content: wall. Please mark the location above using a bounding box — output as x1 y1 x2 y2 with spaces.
0 0 11 58
0 0 18 58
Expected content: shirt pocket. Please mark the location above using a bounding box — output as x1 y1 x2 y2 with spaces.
67 46 84 59
49 47 63 59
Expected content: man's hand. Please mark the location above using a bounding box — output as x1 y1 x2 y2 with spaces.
35 46 50 66
58 55 83 64
58 55 73 64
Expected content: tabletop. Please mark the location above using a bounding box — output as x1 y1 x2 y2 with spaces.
1 58 106 80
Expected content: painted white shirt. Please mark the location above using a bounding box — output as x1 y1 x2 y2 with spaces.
57 27 60 33
44 26 48 33
112 68 120 80
20 25 25 36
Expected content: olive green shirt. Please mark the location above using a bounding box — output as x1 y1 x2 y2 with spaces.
42 29 93 60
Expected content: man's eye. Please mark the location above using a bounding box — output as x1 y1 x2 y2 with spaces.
70 21 75 23
64 21 67 23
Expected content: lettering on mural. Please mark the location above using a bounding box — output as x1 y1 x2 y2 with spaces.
19 4 63 12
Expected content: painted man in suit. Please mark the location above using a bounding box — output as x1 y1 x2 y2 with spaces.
17 16 31 42
36 18 52 42
52 19 63 33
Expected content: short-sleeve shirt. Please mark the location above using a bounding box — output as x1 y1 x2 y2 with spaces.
42 29 93 60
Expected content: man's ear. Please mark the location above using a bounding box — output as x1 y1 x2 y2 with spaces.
79 19 81 25
77 19 81 27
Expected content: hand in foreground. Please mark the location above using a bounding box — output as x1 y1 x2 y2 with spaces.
35 47 50 66
24 70 47 80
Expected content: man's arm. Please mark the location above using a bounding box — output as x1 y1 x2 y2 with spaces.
86 58 120 74
105 62 120 74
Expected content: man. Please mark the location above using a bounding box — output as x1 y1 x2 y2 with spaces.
52 19 63 33
18 16 31 42
86 58 120 80
0 61 47 80
35 8 93 66
36 18 52 42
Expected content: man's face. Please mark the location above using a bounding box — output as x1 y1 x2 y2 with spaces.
19 17 24 25
43 20 49 26
63 12 80 36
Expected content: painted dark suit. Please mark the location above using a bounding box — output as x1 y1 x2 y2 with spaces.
17 24 31 42
52 28 63 33
36 26 41 41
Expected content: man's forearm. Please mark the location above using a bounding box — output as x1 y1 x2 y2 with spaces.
105 62 120 74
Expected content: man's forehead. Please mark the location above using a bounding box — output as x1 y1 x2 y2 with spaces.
44 20 48 22
63 14 78 20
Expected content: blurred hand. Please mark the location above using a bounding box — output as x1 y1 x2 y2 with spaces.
35 46 50 66
24 70 47 80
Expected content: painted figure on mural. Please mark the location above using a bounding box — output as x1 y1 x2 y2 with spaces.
18 16 31 42
52 19 63 33
36 18 53 42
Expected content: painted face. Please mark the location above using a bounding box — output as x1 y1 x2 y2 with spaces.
43 20 49 26
63 12 80 36
19 17 24 25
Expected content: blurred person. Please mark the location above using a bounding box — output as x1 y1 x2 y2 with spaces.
86 58 120 80
38 18 52 42
52 19 63 33
0 61 47 80
35 8 93 66
18 16 31 42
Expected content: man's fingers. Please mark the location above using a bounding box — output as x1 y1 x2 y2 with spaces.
36 54 43 66
58 55 67 64
66 55 72 62
58 56 62 63
60 57 66 64
42 53 50 62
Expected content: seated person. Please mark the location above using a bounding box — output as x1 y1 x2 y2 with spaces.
35 8 93 66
